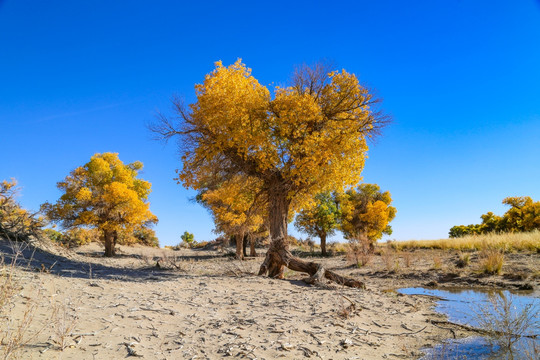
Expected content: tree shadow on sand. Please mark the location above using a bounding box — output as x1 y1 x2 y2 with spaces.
76 247 230 262
0 239 182 282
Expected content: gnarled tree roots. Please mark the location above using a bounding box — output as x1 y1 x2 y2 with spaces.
258 240 365 289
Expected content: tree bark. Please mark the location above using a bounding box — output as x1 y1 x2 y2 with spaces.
236 232 244 260
258 181 365 288
249 234 257 257
258 181 289 278
320 233 327 256
103 230 116 257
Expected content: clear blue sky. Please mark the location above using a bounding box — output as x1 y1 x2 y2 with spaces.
1 0 539 247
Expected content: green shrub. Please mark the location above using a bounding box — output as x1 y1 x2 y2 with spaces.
44 229 64 243
181 231 195 244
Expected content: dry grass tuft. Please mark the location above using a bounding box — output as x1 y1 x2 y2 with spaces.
456 252 470 268
431 255 443 270
479 248 505 275
0 245 44 360
49 297 79 351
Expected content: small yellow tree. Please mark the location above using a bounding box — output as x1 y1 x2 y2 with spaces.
42 153 158 256
340 184 396 249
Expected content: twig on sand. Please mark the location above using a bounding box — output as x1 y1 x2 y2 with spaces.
303 330 325 345
428 319 539 339
352 325 427 337
123 342 143 357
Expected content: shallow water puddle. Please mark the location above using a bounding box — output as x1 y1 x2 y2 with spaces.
398 287 539 359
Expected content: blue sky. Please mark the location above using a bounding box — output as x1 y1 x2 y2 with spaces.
1 0 539 247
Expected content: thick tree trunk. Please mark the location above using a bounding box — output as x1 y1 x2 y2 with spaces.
103 230 116 257
320 233 327 256
258 182 289 278
236 232 244 260
258 181 364 288
249 234 257 257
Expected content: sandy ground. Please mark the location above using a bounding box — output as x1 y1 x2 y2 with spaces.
2 240 538 359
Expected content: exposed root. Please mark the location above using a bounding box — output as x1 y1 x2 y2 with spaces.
258 242 365 289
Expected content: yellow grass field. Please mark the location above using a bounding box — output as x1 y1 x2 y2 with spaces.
390 231 540 252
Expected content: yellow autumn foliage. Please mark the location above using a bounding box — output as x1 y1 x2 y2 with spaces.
202 175 265 237
173 60 380 211
1 179 45 241
42 153 157 256
340 184 396 243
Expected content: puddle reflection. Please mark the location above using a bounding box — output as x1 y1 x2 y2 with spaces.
398 287 539 359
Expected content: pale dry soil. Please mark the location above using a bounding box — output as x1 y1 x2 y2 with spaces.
2 240 538 359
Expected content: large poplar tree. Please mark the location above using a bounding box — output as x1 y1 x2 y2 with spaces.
153 60 387 287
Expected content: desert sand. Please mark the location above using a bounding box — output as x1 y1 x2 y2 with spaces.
2 240 538 359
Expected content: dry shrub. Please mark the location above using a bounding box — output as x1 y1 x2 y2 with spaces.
381 248 399 272
480 248 504 275
473 293 539 355
306 239 316 253
294 238 318 253
327 241 346 254
346 238 373 267
156 252 198 273
401 251 414 268
49 296 78 351
140 253 154 267
224 260 254 277
157 252 184 271
1 248 44 359
191 241 210 249
0 254 14 312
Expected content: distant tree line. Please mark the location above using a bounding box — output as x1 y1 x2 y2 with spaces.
449 196 540 238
